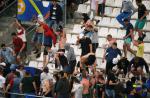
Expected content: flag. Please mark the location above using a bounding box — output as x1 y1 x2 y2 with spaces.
17 0 51 21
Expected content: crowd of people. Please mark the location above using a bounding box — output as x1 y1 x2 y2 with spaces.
0 0 150 98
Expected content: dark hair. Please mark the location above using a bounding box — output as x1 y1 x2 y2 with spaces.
136 0 142 3
1 44 5 47
15 71 20 77
113 42 117 46
43 67 49 73
107 34 112 38
124 18 129 22
59 71 64 77
53 74 59 81
11 32 17 36
131 77 136 83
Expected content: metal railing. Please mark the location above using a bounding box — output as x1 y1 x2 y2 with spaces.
0 0 17 15
0 91 53 98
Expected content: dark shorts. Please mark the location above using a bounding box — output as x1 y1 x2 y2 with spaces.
85 55 96 65
32 33 43 44
92 43 99 53
44 36 52 47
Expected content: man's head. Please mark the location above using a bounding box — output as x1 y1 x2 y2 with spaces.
51 0 57 5
136 0 142 6
112 42 117 49
124 18 130 26
1 44 6 51
137 37 143 44
106 34 112 41
11 32 17 39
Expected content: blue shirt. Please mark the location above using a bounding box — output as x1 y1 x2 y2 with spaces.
106 47 122 62
0 47 15 63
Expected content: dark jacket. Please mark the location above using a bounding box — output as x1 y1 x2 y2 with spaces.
56 77 70 97
50 4 63 23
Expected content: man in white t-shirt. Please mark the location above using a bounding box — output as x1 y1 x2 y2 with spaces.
0 67 5 97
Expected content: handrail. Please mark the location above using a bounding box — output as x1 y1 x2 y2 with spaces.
0 0 17 15
0 91 53 98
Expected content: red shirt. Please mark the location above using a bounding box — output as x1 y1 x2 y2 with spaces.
42 23 56 46
12 37 23 53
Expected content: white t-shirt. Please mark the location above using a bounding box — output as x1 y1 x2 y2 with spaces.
0 75 5 88
17 29 27 42
91 0 97 10
98 0 105 4
72 83 83 98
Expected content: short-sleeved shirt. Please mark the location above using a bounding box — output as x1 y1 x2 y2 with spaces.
0 75 5 88
126 23 133 39
79 37 92 56
138 4 147 19
106 47 122 62
136 43 144 57
12 37 24 53
0 47 15 63
21 77 35 93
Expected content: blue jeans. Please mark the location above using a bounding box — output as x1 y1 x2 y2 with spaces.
105 89 115 98
116 12 132 27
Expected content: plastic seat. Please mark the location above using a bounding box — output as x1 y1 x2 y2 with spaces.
72 24 83 34
144 22 150 31
96 48 104 58
105 7 113 16
111 18 121 27
114 0 122 7
144 32 150 42
98 38 107 47
117 40 124 50
29 61 38 68
130 20 136 26
98 27 109 37
66 34 72 43
106 0 115 6
143 1 150 10
36 52 44 61
76 4 88 13
112 8 120 17
117 29 126 39
108 28 118 38
131 12 138 19
144 43 150 53
98 17 111 26
71 35 78 44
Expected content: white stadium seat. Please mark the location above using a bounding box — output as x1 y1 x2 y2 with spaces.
29 61 38 68
114 0 122 7
144 22 150 31
117 29 126 39
106 0 115 6
144 43 150 52
105 7 113 16
98 17 111 26
98 38 107 47
108 28 118 38
71 35 78 44
131 12 138 19
98 27 109 37
143 54 150 64
72 24 83 34
111 18 121 27
111 8 120 17
143 1 150 10
76 4 88 13
144 32 150 42
117 40 124 50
